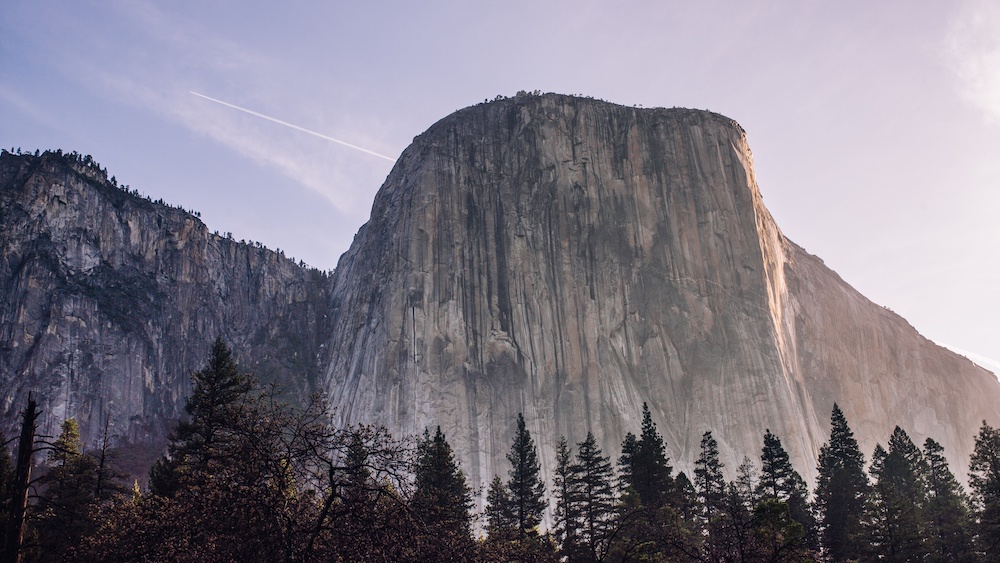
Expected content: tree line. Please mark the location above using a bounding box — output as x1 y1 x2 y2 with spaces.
2 339 999 561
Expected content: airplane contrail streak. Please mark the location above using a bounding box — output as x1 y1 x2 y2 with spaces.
189 91 396 162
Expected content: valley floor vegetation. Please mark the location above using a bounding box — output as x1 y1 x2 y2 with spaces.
1 339 999 562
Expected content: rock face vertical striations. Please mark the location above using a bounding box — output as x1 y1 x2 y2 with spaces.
321 93 1000 488
1 94 997 491
0 151 331 450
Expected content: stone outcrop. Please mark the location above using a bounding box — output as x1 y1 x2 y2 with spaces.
321 93 1000 487
1 94 998 492
0 151 331 451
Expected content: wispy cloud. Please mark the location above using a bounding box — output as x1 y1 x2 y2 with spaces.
49 0 396 215
944 0 1000 123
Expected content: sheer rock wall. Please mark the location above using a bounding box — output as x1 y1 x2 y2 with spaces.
0 152 331 448
321 94 1000 487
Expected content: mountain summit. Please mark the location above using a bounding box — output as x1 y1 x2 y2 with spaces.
319 93 999 486
1 94 997 489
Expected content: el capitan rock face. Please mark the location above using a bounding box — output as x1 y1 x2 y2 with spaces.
319 93 1000 486
1 94 997 491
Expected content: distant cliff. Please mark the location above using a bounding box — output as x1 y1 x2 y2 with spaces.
319 93 1000 487
0 150 331 450
1 94 998 493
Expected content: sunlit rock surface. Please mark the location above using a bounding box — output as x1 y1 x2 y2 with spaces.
1 94 997 491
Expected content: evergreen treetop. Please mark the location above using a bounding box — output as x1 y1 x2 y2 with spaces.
694 430 725 522
815 403 869 562
413 426 473 536
632 403 673 508
506 413 546 538
969 421 1000 558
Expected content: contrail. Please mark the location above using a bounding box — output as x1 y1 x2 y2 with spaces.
189 91 396 162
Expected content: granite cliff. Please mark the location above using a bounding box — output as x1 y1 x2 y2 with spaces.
1 94 998 491
0 150 331 455
321 93 1000 487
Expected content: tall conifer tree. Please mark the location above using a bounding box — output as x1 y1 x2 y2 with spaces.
815 403 868 562
413 427 474 556
149 337 253 496
864 428 927 561
485 475 516 541
755 429 814 542
35 419 100 561
969 421 1000 558
553 436 581 558
506 413 546 538
631 403 672 508
922 437 972 561
571 432 617 562
694 431 726 524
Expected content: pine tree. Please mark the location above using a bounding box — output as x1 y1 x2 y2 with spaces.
413 427 473 537
506 413 546 538
149 337 253 496
35 419 100 561
618 432 638 500
571 432 617 562
815 403 868 562
969 420 1000 558
755 429 814 545
922 437 973 562
864 428 927 561
485 475 516 541
733 456 758 511
694 431 726 524
553 436 581 558
673 471 699 522
629 403 673 508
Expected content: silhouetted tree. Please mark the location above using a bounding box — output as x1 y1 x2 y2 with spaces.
756 429 814 542
922 437 973 561
507 413 546 539
625 404 673 509
694 431 726 525
485 475 516 541
863 427 928 561
970 420 1000 558
552 436 580 558
815 403 868 561
33 419 99 561
412 427 474 558
149 337 253 497
570 432 617 562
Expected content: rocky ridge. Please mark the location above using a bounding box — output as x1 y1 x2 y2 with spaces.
1 94 997 492
0 150 331 450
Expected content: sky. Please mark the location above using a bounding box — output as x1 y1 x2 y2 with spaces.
2 1 998 370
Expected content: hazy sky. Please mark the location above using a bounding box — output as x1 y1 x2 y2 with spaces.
2 1 998 370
